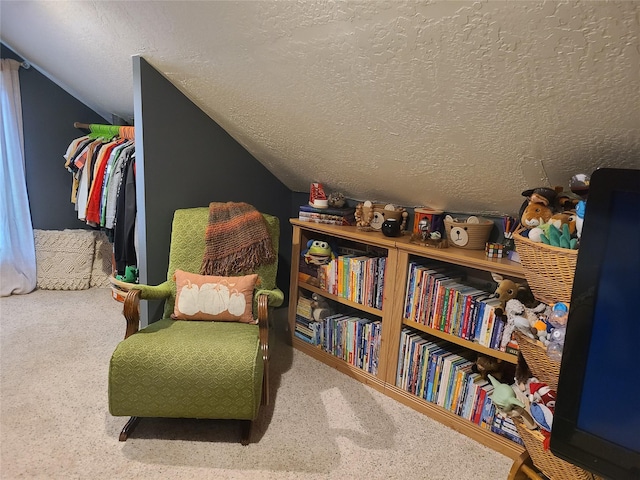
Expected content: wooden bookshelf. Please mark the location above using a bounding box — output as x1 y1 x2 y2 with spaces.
288 219 526 460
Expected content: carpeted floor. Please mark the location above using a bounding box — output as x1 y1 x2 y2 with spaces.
0 288 513 479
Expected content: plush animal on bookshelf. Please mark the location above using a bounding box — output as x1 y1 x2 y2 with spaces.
500 298 550 350
303 239 336 266
514 354 534 390
473 355 515 383
527 382 557 412
487 375 538 429
310 293 333 321
490 273 537 312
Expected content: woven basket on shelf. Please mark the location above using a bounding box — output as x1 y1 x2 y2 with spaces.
513 230 578 305
515 331 560 390
444 218 494 250
513 419 599 480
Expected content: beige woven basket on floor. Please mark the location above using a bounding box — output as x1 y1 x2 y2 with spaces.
513 230 578 305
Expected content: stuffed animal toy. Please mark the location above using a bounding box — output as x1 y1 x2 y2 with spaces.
488 375 524 412
514 354 534 390
549 212 576 235
528 382 557 412
500 298 551 349
540 223 578 249
501 298 536 349
490 273 537 311
575 200 586 239
487 375 538 430
303 239 336 265
518 187 557 223
520 202 553 228
327 191 346 208
310 293 333 321
473 355 515 382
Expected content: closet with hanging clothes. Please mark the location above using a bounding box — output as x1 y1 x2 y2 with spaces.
63 123 137 283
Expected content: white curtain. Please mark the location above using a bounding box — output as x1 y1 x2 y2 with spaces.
0 59 36 296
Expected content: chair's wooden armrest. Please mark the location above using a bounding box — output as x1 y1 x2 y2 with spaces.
257 292 270 406
123 289 141 339
257 293 269 361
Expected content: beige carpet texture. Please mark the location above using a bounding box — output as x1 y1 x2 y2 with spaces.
0 288 513 479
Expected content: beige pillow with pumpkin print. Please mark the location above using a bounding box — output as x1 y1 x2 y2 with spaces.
172 269 258 323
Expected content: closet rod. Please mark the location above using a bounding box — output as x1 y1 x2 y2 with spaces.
74 122 91 130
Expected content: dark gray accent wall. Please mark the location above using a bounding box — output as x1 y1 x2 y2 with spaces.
1 44 108 230
133 57 292 323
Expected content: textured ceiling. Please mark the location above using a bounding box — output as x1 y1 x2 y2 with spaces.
2 1 639 215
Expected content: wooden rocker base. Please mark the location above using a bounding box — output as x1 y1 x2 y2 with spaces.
119 416 141 441
119 416 254 445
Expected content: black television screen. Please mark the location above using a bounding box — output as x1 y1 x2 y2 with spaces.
551 167 640 480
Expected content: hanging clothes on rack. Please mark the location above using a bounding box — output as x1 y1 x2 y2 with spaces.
63 123 137 279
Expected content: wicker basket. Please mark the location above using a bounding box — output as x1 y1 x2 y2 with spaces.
515 331 560 390
444 218 494 250
108 275 136 303
514 419 599 480
513 230 578 305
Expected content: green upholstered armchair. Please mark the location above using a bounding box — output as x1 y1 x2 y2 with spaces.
108 207 283 444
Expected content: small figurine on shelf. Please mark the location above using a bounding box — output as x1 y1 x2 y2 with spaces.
327 191 346 208
355 201 374 230
308 182 328 209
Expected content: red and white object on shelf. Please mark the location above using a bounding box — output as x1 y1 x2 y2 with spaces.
309 182 328 209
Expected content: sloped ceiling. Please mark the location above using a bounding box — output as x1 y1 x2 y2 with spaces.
1 1 639 215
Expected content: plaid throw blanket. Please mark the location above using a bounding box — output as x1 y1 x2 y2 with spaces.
200 202 275 276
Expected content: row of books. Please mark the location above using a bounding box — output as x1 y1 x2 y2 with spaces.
317 312 382 375
403 260 508 351
294 296 321 344
298 204 356 226
396 329 522 445
295 314 323 346
318 255 386 310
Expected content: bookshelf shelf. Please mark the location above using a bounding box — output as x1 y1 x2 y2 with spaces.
402 319 519 364
299 281 383 317
288 219 526 460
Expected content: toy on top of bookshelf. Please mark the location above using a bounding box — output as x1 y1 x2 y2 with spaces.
309 182 328 209
409 208 447 248
327 191 346 208
355 201 408 232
